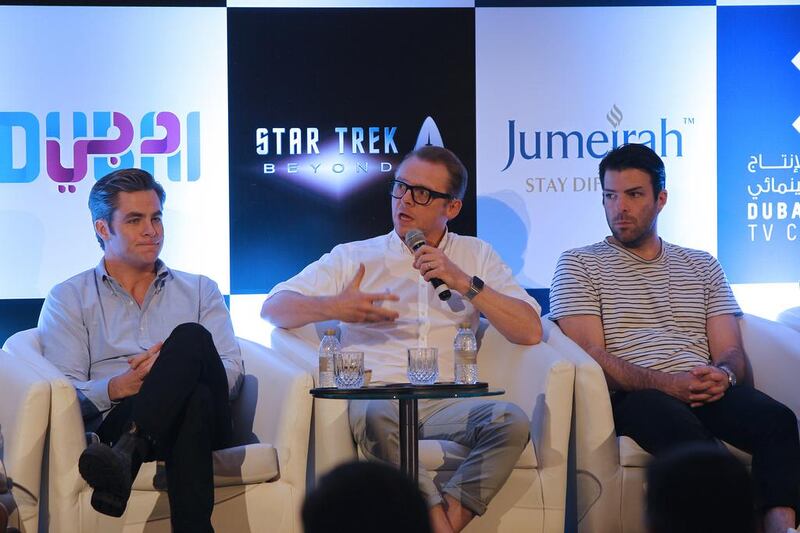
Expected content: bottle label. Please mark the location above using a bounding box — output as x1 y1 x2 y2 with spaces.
319 357 333 373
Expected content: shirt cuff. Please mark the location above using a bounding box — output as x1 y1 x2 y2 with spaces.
75 375 115 414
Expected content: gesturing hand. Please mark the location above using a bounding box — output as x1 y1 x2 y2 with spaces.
332 263 400 323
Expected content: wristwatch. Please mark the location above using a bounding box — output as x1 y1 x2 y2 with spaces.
465 276 484 301
715 363 737 387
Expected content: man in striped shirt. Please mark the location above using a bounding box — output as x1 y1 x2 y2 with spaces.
549 143 799 533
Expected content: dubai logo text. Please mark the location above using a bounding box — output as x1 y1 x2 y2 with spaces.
0 111 200 192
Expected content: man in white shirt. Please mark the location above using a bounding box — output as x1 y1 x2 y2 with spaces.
262 146 542 533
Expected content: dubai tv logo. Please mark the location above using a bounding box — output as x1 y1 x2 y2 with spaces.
0 111 200 192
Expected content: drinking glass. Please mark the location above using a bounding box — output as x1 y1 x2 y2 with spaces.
407 348 439 385
334 351 365 388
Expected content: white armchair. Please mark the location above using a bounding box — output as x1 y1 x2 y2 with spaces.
3 329 313 533
270 320 575 533
0 348 50 533
544 314 800 533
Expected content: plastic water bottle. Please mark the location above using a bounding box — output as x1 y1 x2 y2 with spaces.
453 323 478 384
318 329 339 388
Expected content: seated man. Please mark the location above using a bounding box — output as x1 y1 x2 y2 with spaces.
39 168 243 533
549 143 800 533
262 145 541 533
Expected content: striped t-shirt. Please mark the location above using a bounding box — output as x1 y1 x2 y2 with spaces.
549 239 742 373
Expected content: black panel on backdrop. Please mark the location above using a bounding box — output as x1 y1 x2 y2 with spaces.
228 8 476 294
0 298 42 345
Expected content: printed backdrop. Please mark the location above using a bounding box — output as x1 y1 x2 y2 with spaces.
0 0 798 342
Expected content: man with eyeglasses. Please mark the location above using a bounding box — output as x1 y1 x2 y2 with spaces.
262 145 541 533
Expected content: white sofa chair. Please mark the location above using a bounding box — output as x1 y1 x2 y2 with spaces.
0 348 50 533
270 319 575 533
544 314 800 533
3 329 314 533
778 306 800 334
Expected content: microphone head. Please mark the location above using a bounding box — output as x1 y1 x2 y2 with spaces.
404 229 426 251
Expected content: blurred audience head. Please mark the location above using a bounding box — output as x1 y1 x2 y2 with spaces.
646 442 755 533
302 461 431 533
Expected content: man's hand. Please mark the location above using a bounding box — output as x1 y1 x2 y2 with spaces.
412 245 471 295
331 264 399 323
108 342 163 401
689 365 730 405
665 371 717 407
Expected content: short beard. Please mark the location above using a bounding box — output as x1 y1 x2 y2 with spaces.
610 221 656 249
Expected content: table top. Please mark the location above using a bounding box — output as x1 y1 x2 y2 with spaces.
310 382 505 400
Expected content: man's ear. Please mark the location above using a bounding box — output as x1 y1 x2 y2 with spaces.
656 189 668 213
446 199 463 221
95 218 110 243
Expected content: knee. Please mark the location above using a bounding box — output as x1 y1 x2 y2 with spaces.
764 402 799 440
362 403 399 458
169 322 212 343
494 403 531 449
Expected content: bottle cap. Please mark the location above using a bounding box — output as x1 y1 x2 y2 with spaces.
459 322 471 329
324 328 336 336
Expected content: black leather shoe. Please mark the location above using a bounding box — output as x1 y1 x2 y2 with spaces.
78 426 151 517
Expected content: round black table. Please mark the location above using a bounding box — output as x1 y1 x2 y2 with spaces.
310 383 504 481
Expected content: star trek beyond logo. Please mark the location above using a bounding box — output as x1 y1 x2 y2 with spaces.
0 111 200 193
502 106 686 171
254 116 444 198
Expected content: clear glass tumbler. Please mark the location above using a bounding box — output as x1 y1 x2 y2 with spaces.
334 351 365 388
407 347 439 385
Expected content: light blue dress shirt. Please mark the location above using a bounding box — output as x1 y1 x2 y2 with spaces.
38 260 243 429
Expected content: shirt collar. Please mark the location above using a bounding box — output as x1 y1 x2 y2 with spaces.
95 259 172 295
390 227 451 255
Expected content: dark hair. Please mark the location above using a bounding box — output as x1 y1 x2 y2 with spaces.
302 461 431 533
646 443 755 533
88 168 165 249
598 143 666 197
402 145 468 200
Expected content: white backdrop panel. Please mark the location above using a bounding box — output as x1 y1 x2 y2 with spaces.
0 6 230 298
476 6 716 288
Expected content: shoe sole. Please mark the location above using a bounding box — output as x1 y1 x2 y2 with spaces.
78 443 130 517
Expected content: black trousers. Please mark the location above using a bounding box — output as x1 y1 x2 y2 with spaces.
611 386 800 513
96 323 232 533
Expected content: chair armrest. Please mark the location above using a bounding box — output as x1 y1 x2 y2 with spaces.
4 329 89 533
477 323 574 515
232 338 313 491
269 325 322 380
0 350 49 526
740 314 800 419
542 319 617 460
270 327 358 479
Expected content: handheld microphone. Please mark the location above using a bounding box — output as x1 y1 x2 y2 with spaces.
404 229 452 301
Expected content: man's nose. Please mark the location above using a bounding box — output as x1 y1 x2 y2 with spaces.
142 219 156 236
401 188 415 205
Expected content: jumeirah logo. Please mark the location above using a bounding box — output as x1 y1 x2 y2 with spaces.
606 104 623 130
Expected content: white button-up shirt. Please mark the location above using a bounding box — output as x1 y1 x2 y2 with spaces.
269 230 540 384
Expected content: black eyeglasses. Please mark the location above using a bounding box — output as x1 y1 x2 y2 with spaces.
389 179 453 206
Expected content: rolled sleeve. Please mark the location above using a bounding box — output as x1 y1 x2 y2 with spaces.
38 283 109 420
478 243 541 316
267 244 354 299
199 276 244 400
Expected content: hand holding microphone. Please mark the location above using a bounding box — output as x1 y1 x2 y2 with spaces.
405 229 469 302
